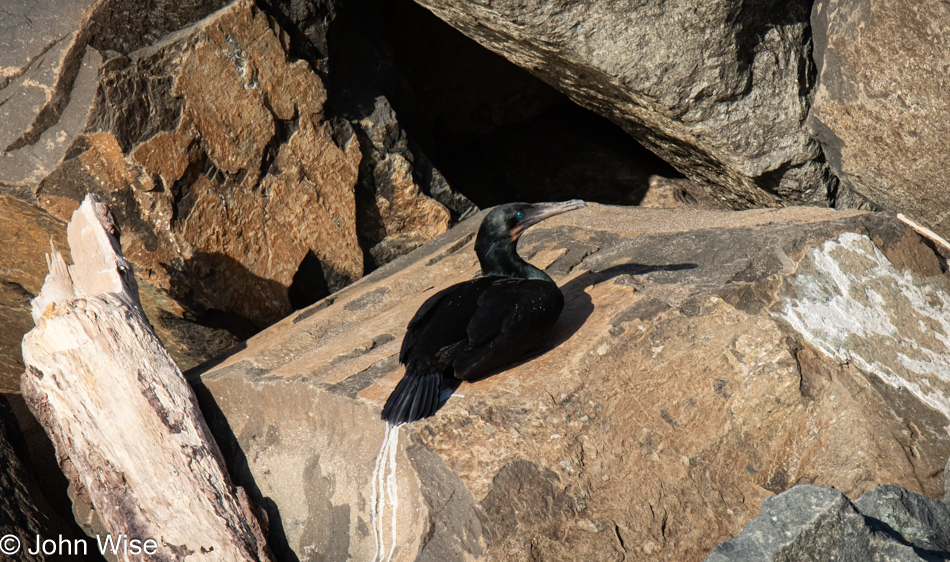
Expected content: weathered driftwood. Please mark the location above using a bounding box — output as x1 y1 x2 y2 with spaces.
21 194 272 561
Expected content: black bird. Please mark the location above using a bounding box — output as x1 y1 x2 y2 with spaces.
381 200 587 424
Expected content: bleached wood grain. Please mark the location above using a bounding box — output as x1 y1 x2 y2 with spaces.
21 194 272 561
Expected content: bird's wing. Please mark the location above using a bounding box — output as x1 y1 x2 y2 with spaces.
399 284 460 364
400 278 496 365
453 278 564 380
465 279 529 346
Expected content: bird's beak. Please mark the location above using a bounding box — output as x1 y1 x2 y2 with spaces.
522 199 587 229
510 199 586 241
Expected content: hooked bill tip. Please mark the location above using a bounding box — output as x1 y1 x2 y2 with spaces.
521 199 587 229
538 199 587 214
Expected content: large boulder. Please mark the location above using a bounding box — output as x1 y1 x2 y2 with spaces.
2 0 462 331
407 0 832 208
35 0 365 326
706 484 950 561
193 203 950 560
808 0 950 231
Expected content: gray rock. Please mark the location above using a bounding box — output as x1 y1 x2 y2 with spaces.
0 46 100 192
412 0 832 208
0 0 230 196
705 486 870 562
855 485 950 554
0 0 92 75
808 0 950 238
707 484 950 561
946 456 950 504
0 32 85 159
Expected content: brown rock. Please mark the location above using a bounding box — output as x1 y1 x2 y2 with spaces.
364 154 452 265
348 96 462 268
193 204 950 560
5 0 465 333
0 194 236 392
0 284 35 394
34 0 364 326
808 0 950 236
639 176 731 210
0 196 69 393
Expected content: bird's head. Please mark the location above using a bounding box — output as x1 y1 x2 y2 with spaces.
475 200 587 276
480 200 587 243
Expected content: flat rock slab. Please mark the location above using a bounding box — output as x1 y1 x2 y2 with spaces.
194 204 950 561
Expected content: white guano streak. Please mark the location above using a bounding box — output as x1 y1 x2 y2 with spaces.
776 232 950 428
370 423 401 562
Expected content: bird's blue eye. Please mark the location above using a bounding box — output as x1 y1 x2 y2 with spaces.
516 211 524 219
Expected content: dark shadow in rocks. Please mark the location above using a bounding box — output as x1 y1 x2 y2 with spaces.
189 381 299 562
327 0 685 208
287 250 335 310
252 0 334 67
165 251 285 338
169 250 351 344
861 515 950 562
182 341 248 382
433 103 684 208
186 307 261 342
0 394 107 561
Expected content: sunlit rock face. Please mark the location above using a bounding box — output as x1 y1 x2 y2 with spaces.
194 203 950 561
779 232 950 423
808 0 950 234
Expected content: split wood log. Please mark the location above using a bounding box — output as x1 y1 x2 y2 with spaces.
20 194 272 561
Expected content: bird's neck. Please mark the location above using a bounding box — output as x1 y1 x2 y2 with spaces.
476 241 552 282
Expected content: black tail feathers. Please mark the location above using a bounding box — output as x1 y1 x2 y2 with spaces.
380 370 442 424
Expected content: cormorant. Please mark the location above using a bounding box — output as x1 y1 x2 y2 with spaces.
381 200 586 424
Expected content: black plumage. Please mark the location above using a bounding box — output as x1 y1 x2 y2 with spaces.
381 200 586 424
